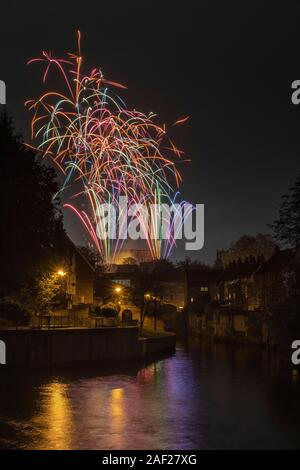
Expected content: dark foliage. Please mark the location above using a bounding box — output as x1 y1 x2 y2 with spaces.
270 174 300 248
77 244 102 268
0 112 65 294
0 301 29 325
99 307 118 318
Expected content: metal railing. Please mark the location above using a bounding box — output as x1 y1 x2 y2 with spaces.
29 315 138 329
0 315 139 330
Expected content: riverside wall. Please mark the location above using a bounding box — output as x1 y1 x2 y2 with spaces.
0 327 176 368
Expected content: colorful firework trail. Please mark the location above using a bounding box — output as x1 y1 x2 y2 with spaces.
26 31 191 264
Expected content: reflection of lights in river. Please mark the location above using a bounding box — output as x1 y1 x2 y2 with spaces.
33 381 73 450
137 362 162 383
110 388 125 433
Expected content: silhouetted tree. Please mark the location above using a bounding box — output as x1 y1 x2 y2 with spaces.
270 174 300 248
129 274 153 328
215 233 277 268
77 244 102 268
151 259 175 277
0 112 65 294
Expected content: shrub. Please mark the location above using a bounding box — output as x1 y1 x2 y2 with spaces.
0 301 30 325
100 307 118 318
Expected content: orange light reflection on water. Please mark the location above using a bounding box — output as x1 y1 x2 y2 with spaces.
31 381 73 450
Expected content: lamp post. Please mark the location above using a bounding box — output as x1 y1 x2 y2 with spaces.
144 293 158 331
143 293 151 330
57 269 68 326
115 286 122 314
57 269 67 298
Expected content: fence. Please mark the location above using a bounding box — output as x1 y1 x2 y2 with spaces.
29 315 138 329
31 315 84 329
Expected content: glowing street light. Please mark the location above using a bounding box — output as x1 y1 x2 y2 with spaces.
57 270 66 277
115 286 121 293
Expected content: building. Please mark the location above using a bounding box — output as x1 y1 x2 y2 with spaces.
210 260 260 309
247 249 298 310
185 266 218 309
114 249 152 265
61 237 95 306
210 250 297 311
187 249 300 343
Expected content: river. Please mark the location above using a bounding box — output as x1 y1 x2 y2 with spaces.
0 338 300 450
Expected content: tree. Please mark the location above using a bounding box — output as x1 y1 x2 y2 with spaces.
0 301 29 326
77 244 102 268
34 273 62 314
215 233 277 268
128 274 154 328
0 111 65 294
270 174 300 248
128 268 168 330
97 306 118 318
151 259 176 277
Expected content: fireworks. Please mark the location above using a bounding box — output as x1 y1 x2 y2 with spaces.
26 31 191 264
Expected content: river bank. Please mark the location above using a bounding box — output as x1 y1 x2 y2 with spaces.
0 327 176 368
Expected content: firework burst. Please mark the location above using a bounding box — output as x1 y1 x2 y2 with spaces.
26 31 191 264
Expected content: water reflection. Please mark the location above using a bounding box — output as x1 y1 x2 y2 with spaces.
110 388 125 436
34 382 73 450
1 340 300 449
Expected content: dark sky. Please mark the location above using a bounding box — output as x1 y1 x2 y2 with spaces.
1 0 300 264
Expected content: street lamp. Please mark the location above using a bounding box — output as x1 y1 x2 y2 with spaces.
114 286 122 314
57 270 68 318
57 270 66 277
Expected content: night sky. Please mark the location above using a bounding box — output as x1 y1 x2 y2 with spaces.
1 0 300 264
